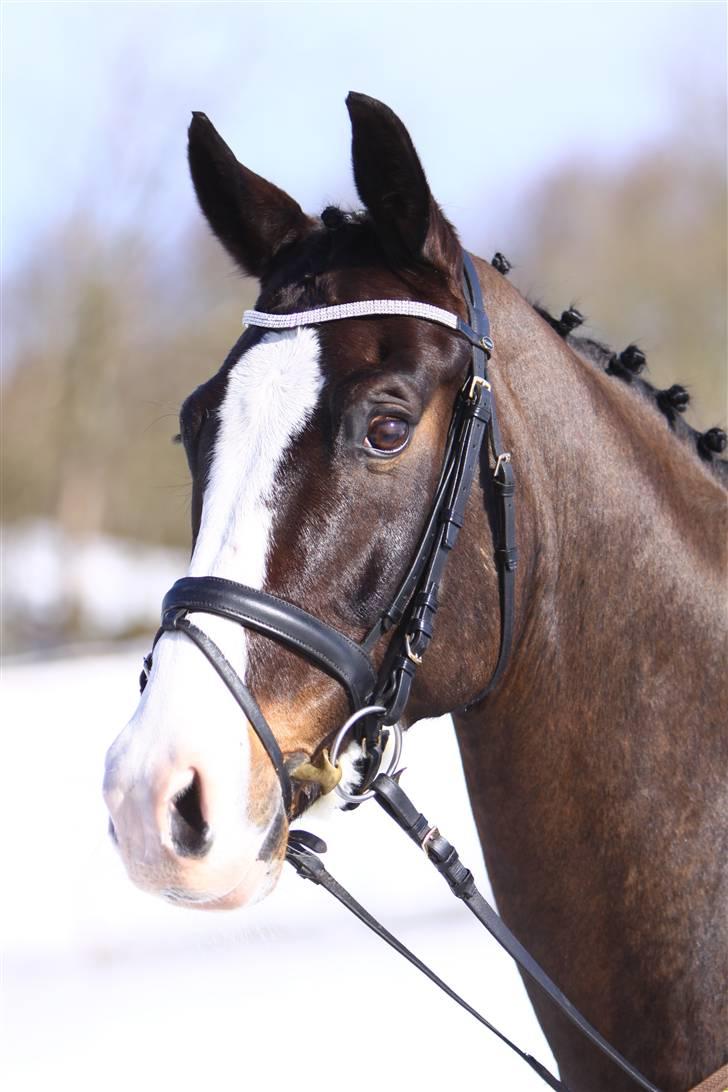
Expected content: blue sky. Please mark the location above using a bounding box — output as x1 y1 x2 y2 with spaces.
2 1 726 273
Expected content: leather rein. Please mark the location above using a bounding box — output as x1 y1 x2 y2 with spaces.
140 252 662 1092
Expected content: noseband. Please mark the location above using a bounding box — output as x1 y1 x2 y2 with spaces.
141 252 516 815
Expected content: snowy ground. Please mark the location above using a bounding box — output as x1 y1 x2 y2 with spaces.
2 521 186 651
2 648 557 1091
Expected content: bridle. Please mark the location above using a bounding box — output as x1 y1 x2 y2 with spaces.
141 251 516 815
138 251 661 1092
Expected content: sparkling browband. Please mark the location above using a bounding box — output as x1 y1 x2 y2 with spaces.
243 299 461 332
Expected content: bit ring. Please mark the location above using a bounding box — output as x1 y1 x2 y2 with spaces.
329 705 403 803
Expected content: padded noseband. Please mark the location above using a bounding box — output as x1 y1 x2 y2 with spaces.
162 576 376 708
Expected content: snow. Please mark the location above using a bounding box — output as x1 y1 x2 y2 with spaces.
2 521 186 645
2 648 558 1091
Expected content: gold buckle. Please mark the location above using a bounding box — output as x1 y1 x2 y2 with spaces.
467 375 491 401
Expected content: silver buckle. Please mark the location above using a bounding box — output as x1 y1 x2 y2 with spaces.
494 451 511 478
421 826 440 856
467 375 491 401
404 633 423 665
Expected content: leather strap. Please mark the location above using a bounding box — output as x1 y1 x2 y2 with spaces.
367 251 516 731
160 613 293 813
371 774 662 1092
372 375 493 724
286 830 565 1091
361 420 461 651
287 774 663 1092
457 392 517 710
163 576 376 709
459 253 517 707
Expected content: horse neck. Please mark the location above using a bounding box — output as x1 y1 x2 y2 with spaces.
449 261 728 1088
479 260 726 701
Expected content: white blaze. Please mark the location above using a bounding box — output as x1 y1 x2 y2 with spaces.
190 327 323 587
104 328 323 900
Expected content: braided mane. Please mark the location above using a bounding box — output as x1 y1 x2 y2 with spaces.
490 252 728 485
312 215 726 483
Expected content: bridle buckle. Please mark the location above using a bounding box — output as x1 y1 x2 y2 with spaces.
404 632 423 666
494 451 511 478
467 375 491 402
421 825 440 857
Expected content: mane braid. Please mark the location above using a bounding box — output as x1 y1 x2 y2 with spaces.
280 226 726 482
530 299 728 484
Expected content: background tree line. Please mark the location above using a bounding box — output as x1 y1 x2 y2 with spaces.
2 104 725 555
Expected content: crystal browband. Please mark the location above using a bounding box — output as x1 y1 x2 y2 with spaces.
243 299 461 332
243 298 493 354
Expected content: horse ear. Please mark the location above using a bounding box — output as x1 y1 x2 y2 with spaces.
187 112 311 279
346 92 459 274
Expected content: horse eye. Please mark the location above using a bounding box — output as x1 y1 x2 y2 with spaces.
365 415 410 454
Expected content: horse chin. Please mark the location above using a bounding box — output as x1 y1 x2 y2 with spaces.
109 796 290 912
155 854 286 912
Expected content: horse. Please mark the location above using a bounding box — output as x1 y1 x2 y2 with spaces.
103 92 728 1092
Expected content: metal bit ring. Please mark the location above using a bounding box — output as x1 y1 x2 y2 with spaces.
329 705 403 803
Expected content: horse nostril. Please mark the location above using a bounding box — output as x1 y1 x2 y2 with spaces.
170 770 211 859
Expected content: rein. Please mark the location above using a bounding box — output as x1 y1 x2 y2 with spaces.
288 776 662 1092
140 251 662 1092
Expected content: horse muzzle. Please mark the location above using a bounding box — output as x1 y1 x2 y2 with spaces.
103 709 288 910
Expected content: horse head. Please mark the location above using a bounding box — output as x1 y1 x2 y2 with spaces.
103 93 505 909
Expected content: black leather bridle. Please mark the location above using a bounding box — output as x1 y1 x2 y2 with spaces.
138 252 660 1092
141 251 516 816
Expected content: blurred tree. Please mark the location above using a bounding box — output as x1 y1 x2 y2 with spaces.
2 217 256 547
2 95 725 559
502 99 726 432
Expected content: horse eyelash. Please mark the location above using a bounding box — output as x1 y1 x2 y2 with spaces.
174 407 211 447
